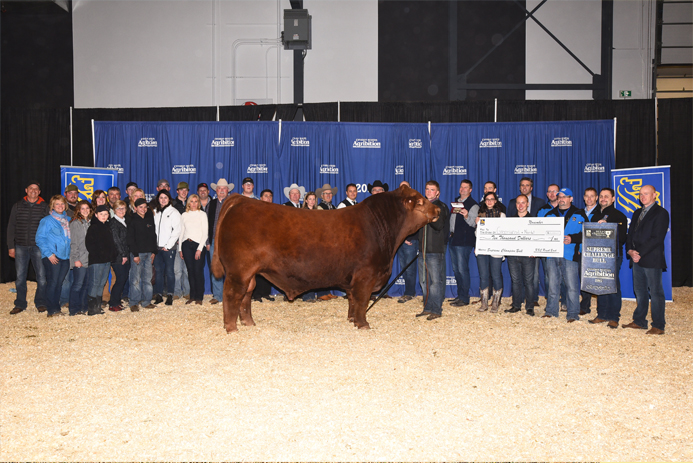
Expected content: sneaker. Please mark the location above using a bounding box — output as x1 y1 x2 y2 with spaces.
109 305 124 312
10 307 24 315
560 304 568 312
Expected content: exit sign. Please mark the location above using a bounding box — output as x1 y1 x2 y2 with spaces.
619 90 632 98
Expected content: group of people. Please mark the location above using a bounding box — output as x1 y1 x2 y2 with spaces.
414 177 670 335
7 175 670 334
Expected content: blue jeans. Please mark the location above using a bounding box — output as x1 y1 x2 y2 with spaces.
42 257 69 315
174 251 190 297
60 268 73 305
596 256 623 323
508 256 535 310
210 240 224 301
418 252 446 315
545 258 580 320
129 252 153 307
69 266 90 315
477 254 503 291
153 247 176 296
88 263 112 298
631 262 666 330
449 245 473 303
110 260 130 307
13 245 47 310
397 239 419 296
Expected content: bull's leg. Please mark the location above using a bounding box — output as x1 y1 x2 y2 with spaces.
237 277 256 326
348 285 372 329
222 277 245 333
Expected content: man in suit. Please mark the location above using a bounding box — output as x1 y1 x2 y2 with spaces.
507 177 546 217
623 185 670 335
283 183 305 208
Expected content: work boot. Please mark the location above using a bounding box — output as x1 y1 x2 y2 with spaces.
95 296 105 315
490 289 502 313
165 295 173 306
152 294 164 305
477 288 489 312
87 297 98 316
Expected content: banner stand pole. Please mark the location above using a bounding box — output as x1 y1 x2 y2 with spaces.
91 119 95 166
70 107 73 166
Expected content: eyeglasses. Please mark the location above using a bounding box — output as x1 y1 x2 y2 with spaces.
485 198 497 202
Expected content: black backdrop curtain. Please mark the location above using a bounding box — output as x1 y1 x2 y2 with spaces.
2 99 691 286
1 108 71 283
340 101 495 122
657 98 693 286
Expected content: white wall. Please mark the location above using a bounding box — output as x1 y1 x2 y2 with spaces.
526 0 656 100
73 0 657 108
73 0 378 108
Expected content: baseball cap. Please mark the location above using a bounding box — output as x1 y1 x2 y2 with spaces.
134 198 147 207
126 182 138 189
558 188 573 197
157 179 170 188
177 181 189 190
242 177 254 185
197 183 209 190
65 184 79 193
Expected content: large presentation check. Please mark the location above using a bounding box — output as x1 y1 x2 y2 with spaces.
475 217 565 257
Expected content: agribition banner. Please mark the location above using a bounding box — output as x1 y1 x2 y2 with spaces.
94 120 615 299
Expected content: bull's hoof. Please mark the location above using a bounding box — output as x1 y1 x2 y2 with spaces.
225 326 238 333
357 323 371 330
347 316 355 323
240 319 256 326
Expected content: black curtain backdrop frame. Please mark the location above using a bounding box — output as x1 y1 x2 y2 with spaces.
657 98 693 287
2 99 691 286
1 108 72 283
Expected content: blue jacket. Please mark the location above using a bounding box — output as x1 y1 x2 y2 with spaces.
546 204 588 262
35 213 71 260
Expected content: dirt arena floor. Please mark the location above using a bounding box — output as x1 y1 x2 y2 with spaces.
1 282 691 461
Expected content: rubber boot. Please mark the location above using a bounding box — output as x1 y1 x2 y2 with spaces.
95 296 105 315
477 288 489 312
87 296 98 316
490 289 502 313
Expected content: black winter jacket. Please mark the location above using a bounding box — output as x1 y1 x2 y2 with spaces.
7 197 49 248
85 217 118 265
127 209 158 255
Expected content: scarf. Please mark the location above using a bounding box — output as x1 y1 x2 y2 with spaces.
51 211 71 238
114 215 127 227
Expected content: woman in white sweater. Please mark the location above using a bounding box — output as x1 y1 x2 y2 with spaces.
179 194 208 305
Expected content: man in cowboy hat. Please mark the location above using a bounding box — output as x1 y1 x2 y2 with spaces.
283 183 306 208
316 184 338 210
207 178 234 304
368 180 389 195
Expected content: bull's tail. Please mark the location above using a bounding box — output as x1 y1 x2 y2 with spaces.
211 194 239 279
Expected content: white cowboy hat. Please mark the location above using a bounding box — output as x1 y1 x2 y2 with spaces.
283 183 306 201
315 183 338 198
211 178 235 192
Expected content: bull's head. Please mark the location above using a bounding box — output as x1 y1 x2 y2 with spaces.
400 185 440 224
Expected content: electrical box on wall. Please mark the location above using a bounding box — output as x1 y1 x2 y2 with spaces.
282 9 311 50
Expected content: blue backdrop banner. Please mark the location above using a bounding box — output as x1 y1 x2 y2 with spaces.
61 165 119 201
611 166 672 301
94 119 615 299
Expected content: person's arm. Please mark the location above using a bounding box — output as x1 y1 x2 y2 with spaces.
6 203 18 257
465 204 479 227
166 210 181 250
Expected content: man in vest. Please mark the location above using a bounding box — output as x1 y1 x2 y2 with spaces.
8 180 49 314
316 184 338 210
448 179 479 307
337 183 358 208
